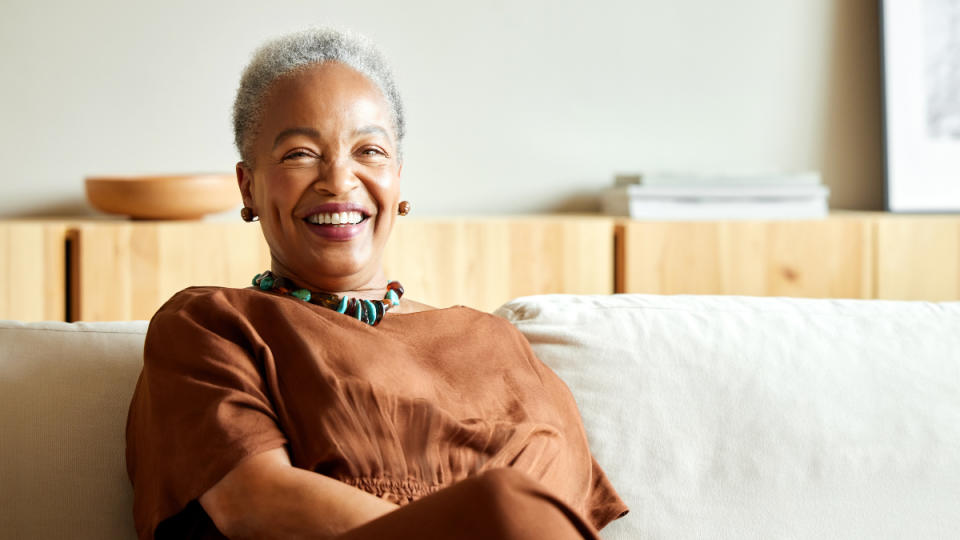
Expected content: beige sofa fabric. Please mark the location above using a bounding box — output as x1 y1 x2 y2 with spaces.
495 294 960 540
0 320 147 540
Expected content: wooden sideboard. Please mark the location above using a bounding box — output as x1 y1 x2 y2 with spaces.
0 213 957 322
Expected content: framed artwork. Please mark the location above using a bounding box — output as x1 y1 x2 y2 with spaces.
881 0 960 212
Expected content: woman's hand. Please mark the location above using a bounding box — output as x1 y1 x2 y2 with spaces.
199 447 399 539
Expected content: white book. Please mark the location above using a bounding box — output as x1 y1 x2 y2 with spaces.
608 184 830 200
602 191 829 221
615 171 823 187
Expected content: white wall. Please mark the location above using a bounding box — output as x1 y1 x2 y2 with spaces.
0 0 882 217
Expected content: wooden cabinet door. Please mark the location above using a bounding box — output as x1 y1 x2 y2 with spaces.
616 218 874 299
72 222 270 321
874 216 960 301
0 221 69 321
385 217 615 312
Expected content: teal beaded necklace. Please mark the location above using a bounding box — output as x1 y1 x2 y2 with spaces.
252 271 403 326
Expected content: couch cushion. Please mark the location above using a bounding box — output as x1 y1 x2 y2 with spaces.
0 320 147 540
495 294 960 540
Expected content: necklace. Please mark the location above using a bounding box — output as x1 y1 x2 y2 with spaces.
252 271 403 326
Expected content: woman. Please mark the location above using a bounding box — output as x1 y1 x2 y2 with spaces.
126 28 627 540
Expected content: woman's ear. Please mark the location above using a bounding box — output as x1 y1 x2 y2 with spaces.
236 162 255 209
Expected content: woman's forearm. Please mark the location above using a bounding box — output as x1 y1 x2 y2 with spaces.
200 448 399 540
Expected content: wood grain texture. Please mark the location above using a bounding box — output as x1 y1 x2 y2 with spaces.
874 215 960 301
617 218 874 298
73 222 270 321
383 217 616 312
0 221 69 321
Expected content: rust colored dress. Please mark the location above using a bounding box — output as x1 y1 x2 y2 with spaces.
126 287 628 539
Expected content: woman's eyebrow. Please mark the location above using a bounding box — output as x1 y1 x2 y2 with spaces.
353 125 389 139
272 127 320 149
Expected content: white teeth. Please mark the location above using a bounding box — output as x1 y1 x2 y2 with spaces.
306 211 364 225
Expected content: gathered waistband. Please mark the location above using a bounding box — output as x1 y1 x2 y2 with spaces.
337 475 446 504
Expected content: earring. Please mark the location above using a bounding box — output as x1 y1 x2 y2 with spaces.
398 201 411 216
240 206 259 222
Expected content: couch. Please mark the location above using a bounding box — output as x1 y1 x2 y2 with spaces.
2 294 959 539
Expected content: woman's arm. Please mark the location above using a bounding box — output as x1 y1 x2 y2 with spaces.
199 447 399 540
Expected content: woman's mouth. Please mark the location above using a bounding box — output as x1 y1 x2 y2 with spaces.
304 211 366 226
302 211 371 241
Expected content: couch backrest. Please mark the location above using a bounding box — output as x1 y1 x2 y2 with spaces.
495 294 960 540
0 320 147 540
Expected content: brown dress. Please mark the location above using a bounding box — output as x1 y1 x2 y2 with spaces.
125 286 628 539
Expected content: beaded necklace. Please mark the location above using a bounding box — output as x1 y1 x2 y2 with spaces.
252 271 403 326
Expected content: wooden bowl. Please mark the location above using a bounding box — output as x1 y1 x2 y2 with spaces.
85 174 240 220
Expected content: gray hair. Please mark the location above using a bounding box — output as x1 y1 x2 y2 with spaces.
233 27 405 163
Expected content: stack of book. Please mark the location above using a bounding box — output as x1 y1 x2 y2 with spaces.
601 171 830 220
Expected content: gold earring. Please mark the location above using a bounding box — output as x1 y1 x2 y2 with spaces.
398 201 411 216
240 206 259 222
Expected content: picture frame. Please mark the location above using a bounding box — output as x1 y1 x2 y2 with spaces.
881 0 960 212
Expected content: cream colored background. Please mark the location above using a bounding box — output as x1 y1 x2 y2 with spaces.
0 0 882 217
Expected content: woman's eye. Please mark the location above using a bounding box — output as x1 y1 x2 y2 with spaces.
360 147 386 157
282 150 316 161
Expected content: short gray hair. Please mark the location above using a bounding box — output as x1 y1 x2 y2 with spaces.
233 27 405 163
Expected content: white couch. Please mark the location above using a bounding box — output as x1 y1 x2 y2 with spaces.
2 294 959 539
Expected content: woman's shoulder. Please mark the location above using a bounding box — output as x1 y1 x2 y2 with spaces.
155 285 276 315
148 286 289 339
143 286 303 370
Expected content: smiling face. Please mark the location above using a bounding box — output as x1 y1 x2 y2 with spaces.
237 61 402 294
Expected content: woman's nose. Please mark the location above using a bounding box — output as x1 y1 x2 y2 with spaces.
312 158 360 195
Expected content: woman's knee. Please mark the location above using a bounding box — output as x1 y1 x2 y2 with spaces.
464 467 544 517
471 467 536 497
463 468 594 539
